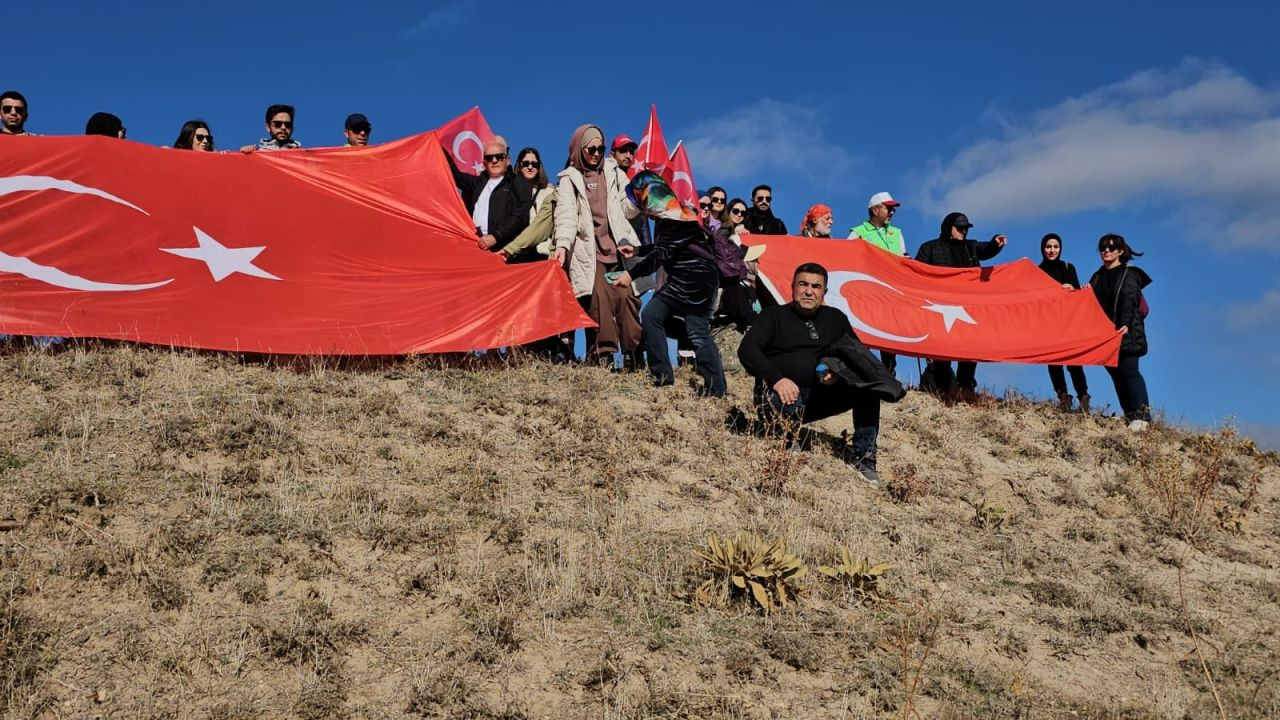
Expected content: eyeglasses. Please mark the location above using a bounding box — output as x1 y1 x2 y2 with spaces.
755 195 772 203
699 202 710 209
1 104 26 115
484 153 508 162
270 120 293 129
584 145 605 155
711 197 725 204
519 160 540 169
884 206 897 213
729 208 745 216
193 133 212 142
804 320 819 341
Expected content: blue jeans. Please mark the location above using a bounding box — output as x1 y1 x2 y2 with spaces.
643 294 726 397
1105 354 1150 421
755 381 881 464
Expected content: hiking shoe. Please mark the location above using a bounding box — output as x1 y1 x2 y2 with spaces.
1078 394 1091 415
1057 393 1072 412
1128 419 1150 432
853 460 880 488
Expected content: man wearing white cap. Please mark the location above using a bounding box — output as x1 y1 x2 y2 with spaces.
849 192 907 374
848 192 907 256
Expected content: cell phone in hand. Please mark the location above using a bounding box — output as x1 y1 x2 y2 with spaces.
605 271 623 282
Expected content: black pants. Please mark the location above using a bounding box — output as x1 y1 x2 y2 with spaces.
1105 354 1151 422
1048 365 1088 397
926 360 977 392
880 351 897 375
754 380 881 463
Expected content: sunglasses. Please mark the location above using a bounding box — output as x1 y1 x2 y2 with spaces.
755 195 772 202
1100 246 1120 253
729 208 745 216
193 133 212 142
484 153 508 162
519 160 540 169
270 120 293 129
584 145 605 155
1 104 26 115
349 126 370 134
711 197 725 204
804 320 819 341
699 202 710 209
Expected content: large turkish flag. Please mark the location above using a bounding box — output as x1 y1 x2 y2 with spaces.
0 133 590 354
751 236 1121 366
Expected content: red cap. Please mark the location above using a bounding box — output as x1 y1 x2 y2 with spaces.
611 135 638 151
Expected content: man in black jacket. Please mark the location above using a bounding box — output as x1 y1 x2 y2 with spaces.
914 212 1006 399
450 136 533 252
744 184 788 235
738 262 883 485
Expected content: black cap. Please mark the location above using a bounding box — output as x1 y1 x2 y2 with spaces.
344 113 371 131
952 213 973 229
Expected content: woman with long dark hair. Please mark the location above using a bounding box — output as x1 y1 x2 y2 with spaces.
173 120 215 151
499 147 555 263
1089 233 1152 430
1038 233 1090 413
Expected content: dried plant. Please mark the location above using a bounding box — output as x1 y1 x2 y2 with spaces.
688 533 807 613
817 549 892 604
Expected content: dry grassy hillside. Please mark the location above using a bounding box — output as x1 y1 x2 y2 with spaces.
1 343 1277 719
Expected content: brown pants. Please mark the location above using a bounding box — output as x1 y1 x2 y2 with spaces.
588 262 642 356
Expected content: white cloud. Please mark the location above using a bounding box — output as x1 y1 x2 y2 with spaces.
917 59 1280 251
1228 283 1280 330
403 1 477 38
682 99 856 183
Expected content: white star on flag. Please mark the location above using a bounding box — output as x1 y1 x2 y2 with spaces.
922 301 976 332
161 226 281 282
472 162 485 173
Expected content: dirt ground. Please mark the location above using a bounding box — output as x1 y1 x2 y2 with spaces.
1 344 1277 719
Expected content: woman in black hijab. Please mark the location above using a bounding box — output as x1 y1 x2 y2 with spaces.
1038 233 1089 413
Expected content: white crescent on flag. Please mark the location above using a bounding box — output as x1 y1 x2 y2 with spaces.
0 174 172 291
825 271 929 344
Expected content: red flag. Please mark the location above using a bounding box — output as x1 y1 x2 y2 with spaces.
435 106 496 175
663 141 699 214
0 134 591 354
631 104 670 178
749 236 1121 366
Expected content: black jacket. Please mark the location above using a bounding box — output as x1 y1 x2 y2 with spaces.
739 304 851 389
915 212 1004 268
451 164 533 249
744 207 787 235
1038 259 1081 289
627 219 719 310
819 334 906 402
1090 263 1151 357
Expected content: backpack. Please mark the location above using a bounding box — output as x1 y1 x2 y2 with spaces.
692 225 749 283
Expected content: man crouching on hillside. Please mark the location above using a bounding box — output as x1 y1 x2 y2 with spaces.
738 263 884 486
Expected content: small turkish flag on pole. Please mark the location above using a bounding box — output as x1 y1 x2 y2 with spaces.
436 107 497 175
631 105 670 179
663 141 699 214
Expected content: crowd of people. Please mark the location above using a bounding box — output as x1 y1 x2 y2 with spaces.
1 90 1156 485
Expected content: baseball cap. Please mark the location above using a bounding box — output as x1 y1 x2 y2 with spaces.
611 134 638 151
868 191 901 209
344 113 371 131
952 213 973 229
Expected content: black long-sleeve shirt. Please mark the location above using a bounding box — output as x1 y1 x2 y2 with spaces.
738 303 853 389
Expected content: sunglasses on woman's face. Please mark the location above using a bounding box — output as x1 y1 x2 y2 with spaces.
519 160 539 169
194 133 211 142
699 203 710 209
584 145 604 155
730 208 745 216
1100 246 1120 253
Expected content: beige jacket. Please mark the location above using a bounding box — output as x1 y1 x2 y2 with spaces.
553 157 639 297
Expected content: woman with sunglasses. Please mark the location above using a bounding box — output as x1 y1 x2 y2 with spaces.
173 120 215 151
705 186 728 230
499 147 555 263
553 124 643 364
715 198 763 330
1089 233 1153 430
1038 233 1090 413
799 204 834 238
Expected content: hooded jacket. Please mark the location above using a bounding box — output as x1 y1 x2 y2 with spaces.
625 219 719 311
553 124 640 296
914 212 1004 268
1090 263 1152 357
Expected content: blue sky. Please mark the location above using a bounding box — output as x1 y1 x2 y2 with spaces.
8 0 1280 447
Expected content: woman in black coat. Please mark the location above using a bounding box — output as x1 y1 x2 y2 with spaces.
1038 233 1090 413
1089 233 1153 429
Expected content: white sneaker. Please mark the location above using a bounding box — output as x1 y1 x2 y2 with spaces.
1128 419 1149 432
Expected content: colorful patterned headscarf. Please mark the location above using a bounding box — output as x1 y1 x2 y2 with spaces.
626 171 699 222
